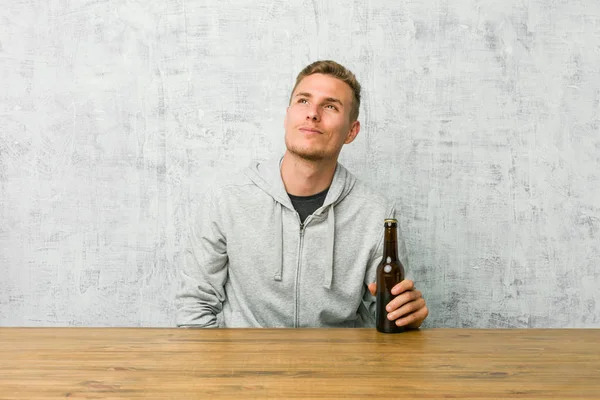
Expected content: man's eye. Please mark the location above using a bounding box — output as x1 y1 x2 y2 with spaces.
298 99 308 104
326 105 337 110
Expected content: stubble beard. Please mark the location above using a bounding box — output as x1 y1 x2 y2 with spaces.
286 145 327 161
285 133 330 162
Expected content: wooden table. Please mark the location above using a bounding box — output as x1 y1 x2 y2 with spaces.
0 328 599 399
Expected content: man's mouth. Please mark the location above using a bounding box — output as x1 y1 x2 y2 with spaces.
299 127 322 134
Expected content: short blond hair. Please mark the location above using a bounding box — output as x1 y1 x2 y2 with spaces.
290 60 361 121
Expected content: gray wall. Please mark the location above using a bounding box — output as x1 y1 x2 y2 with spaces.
1 0 599 328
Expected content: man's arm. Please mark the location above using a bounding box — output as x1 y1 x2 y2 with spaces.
175 189 228 328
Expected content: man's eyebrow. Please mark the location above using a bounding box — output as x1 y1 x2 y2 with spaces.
324 97 343 106
294 92 344 106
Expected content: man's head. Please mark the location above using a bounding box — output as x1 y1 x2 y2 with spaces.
284 60 362 162
290 60 361 121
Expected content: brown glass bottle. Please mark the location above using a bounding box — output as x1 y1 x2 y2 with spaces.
376 218 406 333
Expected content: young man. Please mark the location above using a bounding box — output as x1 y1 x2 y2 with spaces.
176 60 428 329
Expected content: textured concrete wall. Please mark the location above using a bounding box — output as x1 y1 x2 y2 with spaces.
1 1 599 327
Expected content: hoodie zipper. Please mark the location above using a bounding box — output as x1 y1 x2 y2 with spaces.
295 221 305 328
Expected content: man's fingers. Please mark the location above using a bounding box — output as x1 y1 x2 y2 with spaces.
368 283 377 296
386 290 422 312
395 305 429 328
391 280 414 295
387 297 426 321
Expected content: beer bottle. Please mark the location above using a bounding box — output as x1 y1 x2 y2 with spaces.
376 218 405 333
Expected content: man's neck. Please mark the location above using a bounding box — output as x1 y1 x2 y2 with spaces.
280 151 337 196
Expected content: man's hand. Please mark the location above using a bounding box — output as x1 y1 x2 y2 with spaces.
368 280 428 329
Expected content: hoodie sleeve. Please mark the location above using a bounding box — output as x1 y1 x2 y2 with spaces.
176 187 228 328
361 231 384 326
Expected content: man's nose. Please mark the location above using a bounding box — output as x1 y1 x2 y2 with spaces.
306 107 320 121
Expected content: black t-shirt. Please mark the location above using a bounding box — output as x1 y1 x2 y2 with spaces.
287 187 330 224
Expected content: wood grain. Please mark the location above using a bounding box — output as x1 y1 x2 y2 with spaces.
0 328 599 399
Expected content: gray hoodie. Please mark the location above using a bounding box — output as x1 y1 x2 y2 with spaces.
176 155 409 328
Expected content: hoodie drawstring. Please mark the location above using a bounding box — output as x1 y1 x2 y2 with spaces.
323 206 335 289
274 202 283 282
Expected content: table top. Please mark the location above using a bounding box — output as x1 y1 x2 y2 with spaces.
0 328 599 399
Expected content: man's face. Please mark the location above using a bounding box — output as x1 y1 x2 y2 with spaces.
284 73 360 162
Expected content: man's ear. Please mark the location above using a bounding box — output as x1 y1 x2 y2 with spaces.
344 120 361 144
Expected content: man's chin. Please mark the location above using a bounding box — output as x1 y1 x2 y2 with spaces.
287 147 327 162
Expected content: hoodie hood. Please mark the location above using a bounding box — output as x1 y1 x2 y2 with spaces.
245 155 357 289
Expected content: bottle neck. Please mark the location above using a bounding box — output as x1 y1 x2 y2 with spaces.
383 225 399 261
